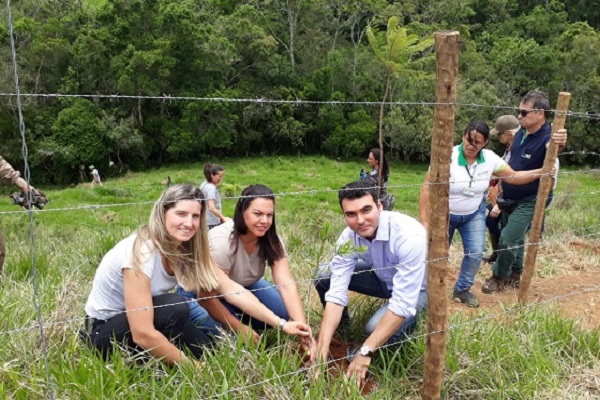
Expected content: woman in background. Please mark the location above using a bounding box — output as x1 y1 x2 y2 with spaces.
200 162 229 229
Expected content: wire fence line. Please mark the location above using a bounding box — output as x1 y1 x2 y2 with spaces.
1 164 599 217
0 91 599 121
202 280 600 399
2 225 599 339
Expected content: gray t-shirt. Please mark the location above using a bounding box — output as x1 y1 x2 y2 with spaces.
84 234 177 320
200 180 221 226
209 220 286 287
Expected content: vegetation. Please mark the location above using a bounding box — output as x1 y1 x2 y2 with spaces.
1 1 600 184
0 156 599 398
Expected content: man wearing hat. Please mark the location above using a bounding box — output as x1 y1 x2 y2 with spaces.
482 90 566 293
483 115 520 263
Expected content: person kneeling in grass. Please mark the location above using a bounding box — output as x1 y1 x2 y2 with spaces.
178 184 316 359
314 180 428 387
83 184 310 366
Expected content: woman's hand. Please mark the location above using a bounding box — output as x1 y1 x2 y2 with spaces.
238 324 260 344
489 204 502 218
282 320 311 337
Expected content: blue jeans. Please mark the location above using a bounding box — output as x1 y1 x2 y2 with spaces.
449 201 485 292
177 278 289 333
314 260 427 345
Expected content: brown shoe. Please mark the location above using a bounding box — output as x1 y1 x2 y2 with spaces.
507 272 521 288
482 275 507 294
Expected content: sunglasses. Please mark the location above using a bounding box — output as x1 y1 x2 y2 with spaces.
516 108 538 117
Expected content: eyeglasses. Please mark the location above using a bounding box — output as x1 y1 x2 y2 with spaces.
517 108 538 117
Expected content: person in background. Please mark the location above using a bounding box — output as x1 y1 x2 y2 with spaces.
178 184 316 357
89 165 102 186
84 184 310 366
314 180 427 387
366 148 389 196
200 163 228 230
419 120 550 308
0 155 36 274
483 115 520 263
483 90 567 293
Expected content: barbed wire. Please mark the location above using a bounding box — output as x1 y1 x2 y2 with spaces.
5 0 55 398
0 92 598 121
202 280 600 399
2 226 599 339
1 166 598 217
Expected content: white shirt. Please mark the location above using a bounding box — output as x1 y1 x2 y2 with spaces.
85 234 177 320
324 211 427 319
449 145 506 215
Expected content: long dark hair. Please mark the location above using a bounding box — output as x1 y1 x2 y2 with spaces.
369 148 389 182
203 162 223 182
232 184 285 266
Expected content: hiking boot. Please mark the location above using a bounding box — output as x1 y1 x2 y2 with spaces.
482 233 499 264
507 272 521 288
452 290 480 308
482 275 507 294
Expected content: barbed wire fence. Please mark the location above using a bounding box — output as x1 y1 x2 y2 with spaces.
3 3 600 398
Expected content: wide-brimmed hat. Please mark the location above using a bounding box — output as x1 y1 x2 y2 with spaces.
490 115 519 136
89 165 95 170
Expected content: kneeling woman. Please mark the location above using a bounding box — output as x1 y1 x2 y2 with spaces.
179 184 315 355
84 184 310 365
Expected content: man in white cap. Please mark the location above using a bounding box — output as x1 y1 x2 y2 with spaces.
483 115 520 263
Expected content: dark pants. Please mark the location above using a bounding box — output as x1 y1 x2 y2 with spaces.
485 204 502 237
0 229 5 274
87 293 213 360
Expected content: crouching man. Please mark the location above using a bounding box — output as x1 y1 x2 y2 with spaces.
314 180 427 386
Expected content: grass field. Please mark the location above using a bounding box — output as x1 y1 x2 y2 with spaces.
0 155 599 399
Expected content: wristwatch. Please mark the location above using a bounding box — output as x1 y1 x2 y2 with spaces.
357 345 375 358
278 318 287 330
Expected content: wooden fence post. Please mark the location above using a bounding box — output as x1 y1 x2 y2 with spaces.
421 31 460 400
518 92 571 302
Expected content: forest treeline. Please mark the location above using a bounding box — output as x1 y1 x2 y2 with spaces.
1 0 599 183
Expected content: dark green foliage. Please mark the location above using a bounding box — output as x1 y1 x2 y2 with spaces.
1 0 599 184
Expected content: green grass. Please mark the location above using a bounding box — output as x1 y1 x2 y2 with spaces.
0 155 599 399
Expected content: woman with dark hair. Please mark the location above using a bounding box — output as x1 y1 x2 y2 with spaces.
419 120 548 308
200 162 229 229
367 148 389 194
178 184 315 358
84 184 310 365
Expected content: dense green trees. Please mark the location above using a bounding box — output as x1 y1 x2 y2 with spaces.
1 0 599 183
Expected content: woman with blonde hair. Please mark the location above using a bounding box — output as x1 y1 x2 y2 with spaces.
84 184 310 365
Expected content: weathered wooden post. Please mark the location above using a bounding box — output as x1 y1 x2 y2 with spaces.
421 31 460 400
518 92 571 302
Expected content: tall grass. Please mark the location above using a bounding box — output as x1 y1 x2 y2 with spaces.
0 156 599 399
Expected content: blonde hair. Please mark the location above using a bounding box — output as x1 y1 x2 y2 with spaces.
132 184 219 292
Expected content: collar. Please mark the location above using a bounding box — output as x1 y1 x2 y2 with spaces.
372 211 390 242
458 144 485 166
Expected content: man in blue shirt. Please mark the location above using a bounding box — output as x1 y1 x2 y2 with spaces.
314 180 427 386
482 90 567 293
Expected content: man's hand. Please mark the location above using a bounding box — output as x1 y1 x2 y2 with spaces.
345 354 372 387
551 128 567 146
300 332 317 362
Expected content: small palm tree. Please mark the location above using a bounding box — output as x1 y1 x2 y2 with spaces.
366 16 433 191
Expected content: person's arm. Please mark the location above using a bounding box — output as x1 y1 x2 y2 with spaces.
418 171 431 230
551 128 567 152
494 165 549 185
0 156 30 192
207 199 229 223
197 289 259 343
123 269 190 365
315 302 345 364
214 267 310 337
272 256 316 359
